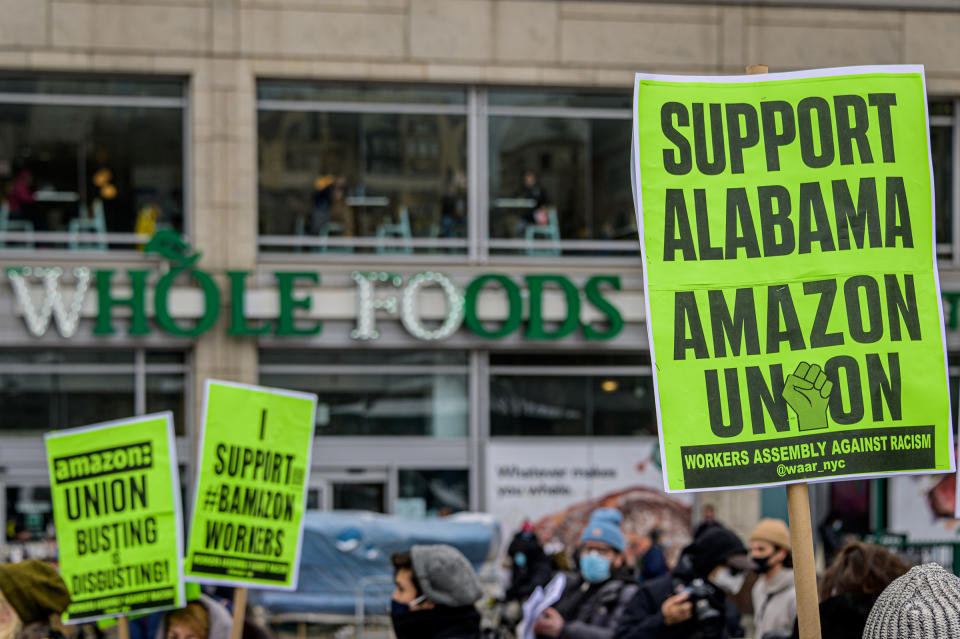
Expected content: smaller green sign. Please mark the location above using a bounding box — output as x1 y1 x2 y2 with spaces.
45 413 184 623
185 380 317 590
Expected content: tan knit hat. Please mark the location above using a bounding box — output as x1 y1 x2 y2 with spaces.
749 518 791 550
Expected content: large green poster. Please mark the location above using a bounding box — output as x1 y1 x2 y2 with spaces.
632 65 954 492
185 380 317 589
45 413 184 623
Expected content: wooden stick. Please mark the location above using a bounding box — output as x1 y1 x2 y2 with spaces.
116 616 130 639
744 61 821 639
787 483 822 639
230 587 248 639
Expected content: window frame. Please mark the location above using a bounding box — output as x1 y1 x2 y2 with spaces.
0 76 189 256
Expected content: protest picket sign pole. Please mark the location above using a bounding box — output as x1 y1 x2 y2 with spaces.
116 616 130 639
230 587 247 639
744 62 821 639
787 483 821 639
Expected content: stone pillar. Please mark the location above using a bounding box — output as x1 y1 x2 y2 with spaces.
189 52 259 452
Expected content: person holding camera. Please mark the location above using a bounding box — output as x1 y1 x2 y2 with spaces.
613 526 752 639
532 509 638 639
749 519 796 639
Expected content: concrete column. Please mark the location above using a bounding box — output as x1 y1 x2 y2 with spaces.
189 51 259 451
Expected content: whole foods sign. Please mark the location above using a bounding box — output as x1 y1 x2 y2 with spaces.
5 231 623 342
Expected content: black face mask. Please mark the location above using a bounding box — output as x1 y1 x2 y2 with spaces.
753 553 774 574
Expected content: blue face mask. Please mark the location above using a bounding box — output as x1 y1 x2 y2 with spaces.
579 552 612 583
514 552 527 567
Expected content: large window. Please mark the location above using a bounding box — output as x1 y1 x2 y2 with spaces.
489 353 655 437
0 349 189 434
0 75 185 252
487 90 635 257
259 350 468 437
257 84 960 262
931 99 957 260
258 82 468 255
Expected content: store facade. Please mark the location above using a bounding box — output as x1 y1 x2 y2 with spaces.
3 0 960 555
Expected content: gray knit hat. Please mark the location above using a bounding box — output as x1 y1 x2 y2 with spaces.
410 544 482 608
863 563 960 639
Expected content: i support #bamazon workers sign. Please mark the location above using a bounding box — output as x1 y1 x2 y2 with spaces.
4 231 624 342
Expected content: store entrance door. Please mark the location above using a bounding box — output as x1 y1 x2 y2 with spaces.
310 470 390 514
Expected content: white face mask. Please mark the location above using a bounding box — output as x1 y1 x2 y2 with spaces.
0 594 22 639
712 566 745 595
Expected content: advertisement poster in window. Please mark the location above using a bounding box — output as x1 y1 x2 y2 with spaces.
486 440 693 567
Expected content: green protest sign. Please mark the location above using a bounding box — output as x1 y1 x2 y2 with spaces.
185 380 317 589
45 413 184 623
632 65 954 492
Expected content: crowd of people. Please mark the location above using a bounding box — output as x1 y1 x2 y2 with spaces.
386 506 960 639
1 507 959 639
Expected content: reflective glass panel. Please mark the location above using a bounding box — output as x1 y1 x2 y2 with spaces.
488 116 634 253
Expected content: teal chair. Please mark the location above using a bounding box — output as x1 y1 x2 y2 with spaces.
68 198 107 251
0 202 35 249
524 206 560 256
376 207 412 254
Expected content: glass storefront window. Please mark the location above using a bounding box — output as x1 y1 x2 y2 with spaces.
488 117 634 254
398 469 469 518
490 375 655 437
0 349 188 434
257 84 468 255
0 76 185 250
5 486 53 542
260 371 468 437
260 350 469 437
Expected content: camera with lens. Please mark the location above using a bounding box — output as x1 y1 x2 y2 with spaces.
679 578 725 639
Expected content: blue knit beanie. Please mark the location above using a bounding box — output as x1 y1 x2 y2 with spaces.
580 508 625 552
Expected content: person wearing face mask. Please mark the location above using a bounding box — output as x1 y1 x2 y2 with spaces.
748 519 796 639
613 526 752 639
506 522 555 605
390 545 483 639
532 509 638 639
0 559 70 639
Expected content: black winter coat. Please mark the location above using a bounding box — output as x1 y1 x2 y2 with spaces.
612 572 742 639
540 572 639 639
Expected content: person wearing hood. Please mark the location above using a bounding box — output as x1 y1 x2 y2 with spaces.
532 509 639 639
390 544 483 639
0 559 70 639
154 595 233 639
506 522 555 603
613 526 752 639
748 519 795 639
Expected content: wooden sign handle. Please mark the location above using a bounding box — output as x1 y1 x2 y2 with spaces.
230 587 248 639
745 62 821 639
117 616 130 639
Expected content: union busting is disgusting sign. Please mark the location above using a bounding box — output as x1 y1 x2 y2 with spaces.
632 65 954 492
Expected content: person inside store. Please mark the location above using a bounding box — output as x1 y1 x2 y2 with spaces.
309 174 354 237
506 520 555 605
748 519 795 639
532 508 638 639
0 558 70 639
440 168 467 238
784 542 911 639
514 169 550 235
390 544 483 639
613 526 752 639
